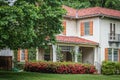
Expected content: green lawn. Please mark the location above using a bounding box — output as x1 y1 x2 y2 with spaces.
0 71 120 80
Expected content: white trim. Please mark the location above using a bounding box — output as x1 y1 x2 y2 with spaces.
20 49 25 62
74 46 79 62
52 45 57 62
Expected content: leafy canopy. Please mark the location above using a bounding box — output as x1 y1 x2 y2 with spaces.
62 0 120 10
0 0 66 49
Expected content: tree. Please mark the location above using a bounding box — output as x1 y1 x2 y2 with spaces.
0 0 66 49
62 0 120 10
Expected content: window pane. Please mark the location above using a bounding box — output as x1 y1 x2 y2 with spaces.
113 49 118 61
84 22 89 35
21 50 25 60
108 49 112 61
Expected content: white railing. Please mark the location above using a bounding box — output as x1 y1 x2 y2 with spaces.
108 33 120 42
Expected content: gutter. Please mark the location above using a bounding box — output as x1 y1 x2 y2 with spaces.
63 14 120 20
57 40 99 46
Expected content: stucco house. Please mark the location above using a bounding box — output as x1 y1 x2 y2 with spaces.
0 5 120 72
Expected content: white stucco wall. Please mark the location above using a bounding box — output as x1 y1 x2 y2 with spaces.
66 19 77 36
0 49 13 56
77 17 100 43
82 47 94 64
59 17 120 65
99 18 120 62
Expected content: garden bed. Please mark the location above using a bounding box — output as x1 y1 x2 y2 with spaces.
24 62 97 74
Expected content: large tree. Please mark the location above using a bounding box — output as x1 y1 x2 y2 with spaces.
0 0 65 49
62 0 120 10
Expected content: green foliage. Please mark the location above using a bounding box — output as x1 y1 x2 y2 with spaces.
70 49 75 62
13 48 36 70
16 62 25 70
13 50 25 70
28 48 36 61
0 0 66 49
77 52 82 62
56 46 63 62
102 61 120 75
13 50 18 68
62 0 120 10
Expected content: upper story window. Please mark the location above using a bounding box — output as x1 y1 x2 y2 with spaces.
80 21 93 36
84 22 90 35
105 48 120 62
110 23 116 40
110 23 116 34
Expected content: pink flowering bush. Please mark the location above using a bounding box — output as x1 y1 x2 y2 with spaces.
24 62 97 74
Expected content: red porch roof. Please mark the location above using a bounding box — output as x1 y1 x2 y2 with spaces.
56 35 98 45
63 5 120 19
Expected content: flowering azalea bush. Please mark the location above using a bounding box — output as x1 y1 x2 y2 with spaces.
24 62 97 74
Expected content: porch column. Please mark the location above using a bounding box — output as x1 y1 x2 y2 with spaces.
94 47 101 73
94 47 98 65
36 48 39 61
52 45 57 62
74 46 79 62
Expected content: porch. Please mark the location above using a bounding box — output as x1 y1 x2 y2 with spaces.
37 36 98 65
37 45 97 65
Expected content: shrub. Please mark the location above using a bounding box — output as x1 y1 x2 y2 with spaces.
102 61 120 75
24 61 97 74
16 62 25 70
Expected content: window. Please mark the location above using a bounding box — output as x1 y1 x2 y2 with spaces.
20 50 25 61
108 48 118 62
110 23 116 39
84 22 90 35
80 21 93 36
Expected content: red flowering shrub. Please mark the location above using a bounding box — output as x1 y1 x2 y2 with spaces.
24 62 97 74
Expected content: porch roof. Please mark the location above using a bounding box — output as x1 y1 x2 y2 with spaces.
56 35 98 46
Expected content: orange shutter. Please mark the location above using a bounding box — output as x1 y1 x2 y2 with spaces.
119 49 120 62
17 49 20 62
81 22 84 36
89 21 93 35
105 48 108 61
63 21 66 35
25 49 28 62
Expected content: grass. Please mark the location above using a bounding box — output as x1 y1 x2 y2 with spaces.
0 71 120 80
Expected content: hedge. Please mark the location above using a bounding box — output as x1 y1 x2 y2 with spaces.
102 61 120 75
24 62 97 74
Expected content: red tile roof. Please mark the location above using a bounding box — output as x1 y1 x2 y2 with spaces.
56 35 98 45
63 5 120 19
63 5 76 17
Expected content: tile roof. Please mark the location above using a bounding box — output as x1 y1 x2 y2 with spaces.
56 35 98 45
63 5 120 19
63 5 76 17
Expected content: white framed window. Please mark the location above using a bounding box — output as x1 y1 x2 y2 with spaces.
20 49 25 62
108 48 119 62
84 22 90 35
